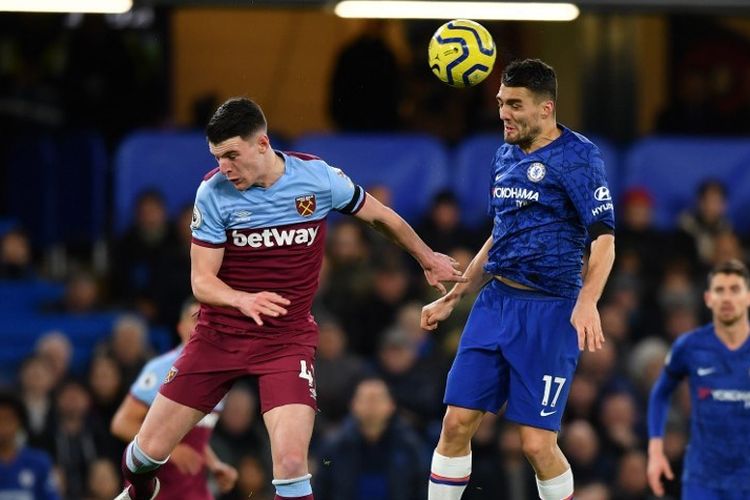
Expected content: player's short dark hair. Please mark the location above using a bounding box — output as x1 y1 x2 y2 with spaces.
0 391 27 430
501 58 557 102
707 259 750 288
206 97 267 145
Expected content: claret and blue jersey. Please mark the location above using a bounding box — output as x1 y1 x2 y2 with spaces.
485 125 615 298
189 150 365 339
649 323 750 491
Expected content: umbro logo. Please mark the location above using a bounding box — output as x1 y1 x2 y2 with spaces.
540 409 557 417
697 367 716 376
233 210 252 221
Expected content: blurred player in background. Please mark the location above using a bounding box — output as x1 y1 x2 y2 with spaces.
116 97 465 500
648 259 750 499
421 58 616 500
111 299 237 499
0 391 60 499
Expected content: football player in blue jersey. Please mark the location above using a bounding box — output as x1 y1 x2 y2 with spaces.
647 259 750 499
421 58 616 500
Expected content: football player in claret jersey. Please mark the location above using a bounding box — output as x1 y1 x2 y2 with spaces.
111 299 237 499
116 97 466 500
648 259 750 499
421 59 616 500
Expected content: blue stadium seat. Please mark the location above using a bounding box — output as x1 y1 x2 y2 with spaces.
114 130 216 234
622 137 750 230
453 133 620 228
0 310 174 382
0 280 65 312
290 134 450 223
2 132 108 247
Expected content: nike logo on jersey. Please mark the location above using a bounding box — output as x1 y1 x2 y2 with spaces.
540 409 557 417
697 367 716 376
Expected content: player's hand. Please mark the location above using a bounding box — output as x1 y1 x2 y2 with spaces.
211 461 238 492
170 443 204 475
647 450 674 497
421 294 458 331
423 252 467 295
236 291 291 326
570 298 604 352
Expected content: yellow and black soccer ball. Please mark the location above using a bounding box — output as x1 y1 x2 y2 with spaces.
428 19 497 88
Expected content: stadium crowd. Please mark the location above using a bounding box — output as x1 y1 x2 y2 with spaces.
1 172 747 500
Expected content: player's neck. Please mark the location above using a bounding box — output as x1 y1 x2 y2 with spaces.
522 122 561 154
254 152 285 188
714 318 750 350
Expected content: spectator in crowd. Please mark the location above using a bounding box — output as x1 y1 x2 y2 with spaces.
354 257 417 357
416 190 477 255
329 19 403 131
565 375 600 422
103 314 153 385
41 270 103 315
151 204 194 331
48 380 107 500
0 227 34 279
87 354 125 426
210 384 271 472
678 180 733 266
315 377 427 500
314 318 367 430
219 454 274 500
84 458 121 500
35 331 73 388
597 391 644 458
111 189 176 321
0 391 60 499
560 419 615 487
613 450 654 500
375 327 445 426
464 417 537 499
18 356 56 449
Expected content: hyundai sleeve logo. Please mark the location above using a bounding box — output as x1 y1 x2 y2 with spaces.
594 186 611 201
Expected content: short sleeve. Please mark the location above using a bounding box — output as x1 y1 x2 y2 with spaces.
325 164 365 214
487 148 502 218
191 181 226 246
130 361 161 406
559 145 615 235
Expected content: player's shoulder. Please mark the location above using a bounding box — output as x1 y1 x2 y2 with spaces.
673 323 714 350
281 150 333 177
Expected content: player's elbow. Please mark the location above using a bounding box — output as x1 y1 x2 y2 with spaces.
110 410 138 442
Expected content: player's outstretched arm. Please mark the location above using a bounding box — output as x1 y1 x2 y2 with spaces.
571 234 615 351
353 194 466 294
111 394 149 442
191 244 290 325
421 235 493 331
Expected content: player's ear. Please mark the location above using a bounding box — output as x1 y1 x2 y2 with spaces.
542 99 555 119
257 133 270 153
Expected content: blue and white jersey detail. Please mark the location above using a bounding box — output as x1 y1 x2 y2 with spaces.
130 346 224 415
485 126 615 298
191 151 363 246
656 324 750 490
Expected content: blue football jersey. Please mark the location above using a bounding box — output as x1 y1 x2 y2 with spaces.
648 323 750 490
0 447 59 500
484 126 615 299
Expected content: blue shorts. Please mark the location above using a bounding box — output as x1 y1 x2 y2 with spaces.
683 482 750 500
444 279 579 431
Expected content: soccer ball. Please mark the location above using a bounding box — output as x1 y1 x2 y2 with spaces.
428 19 496 88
